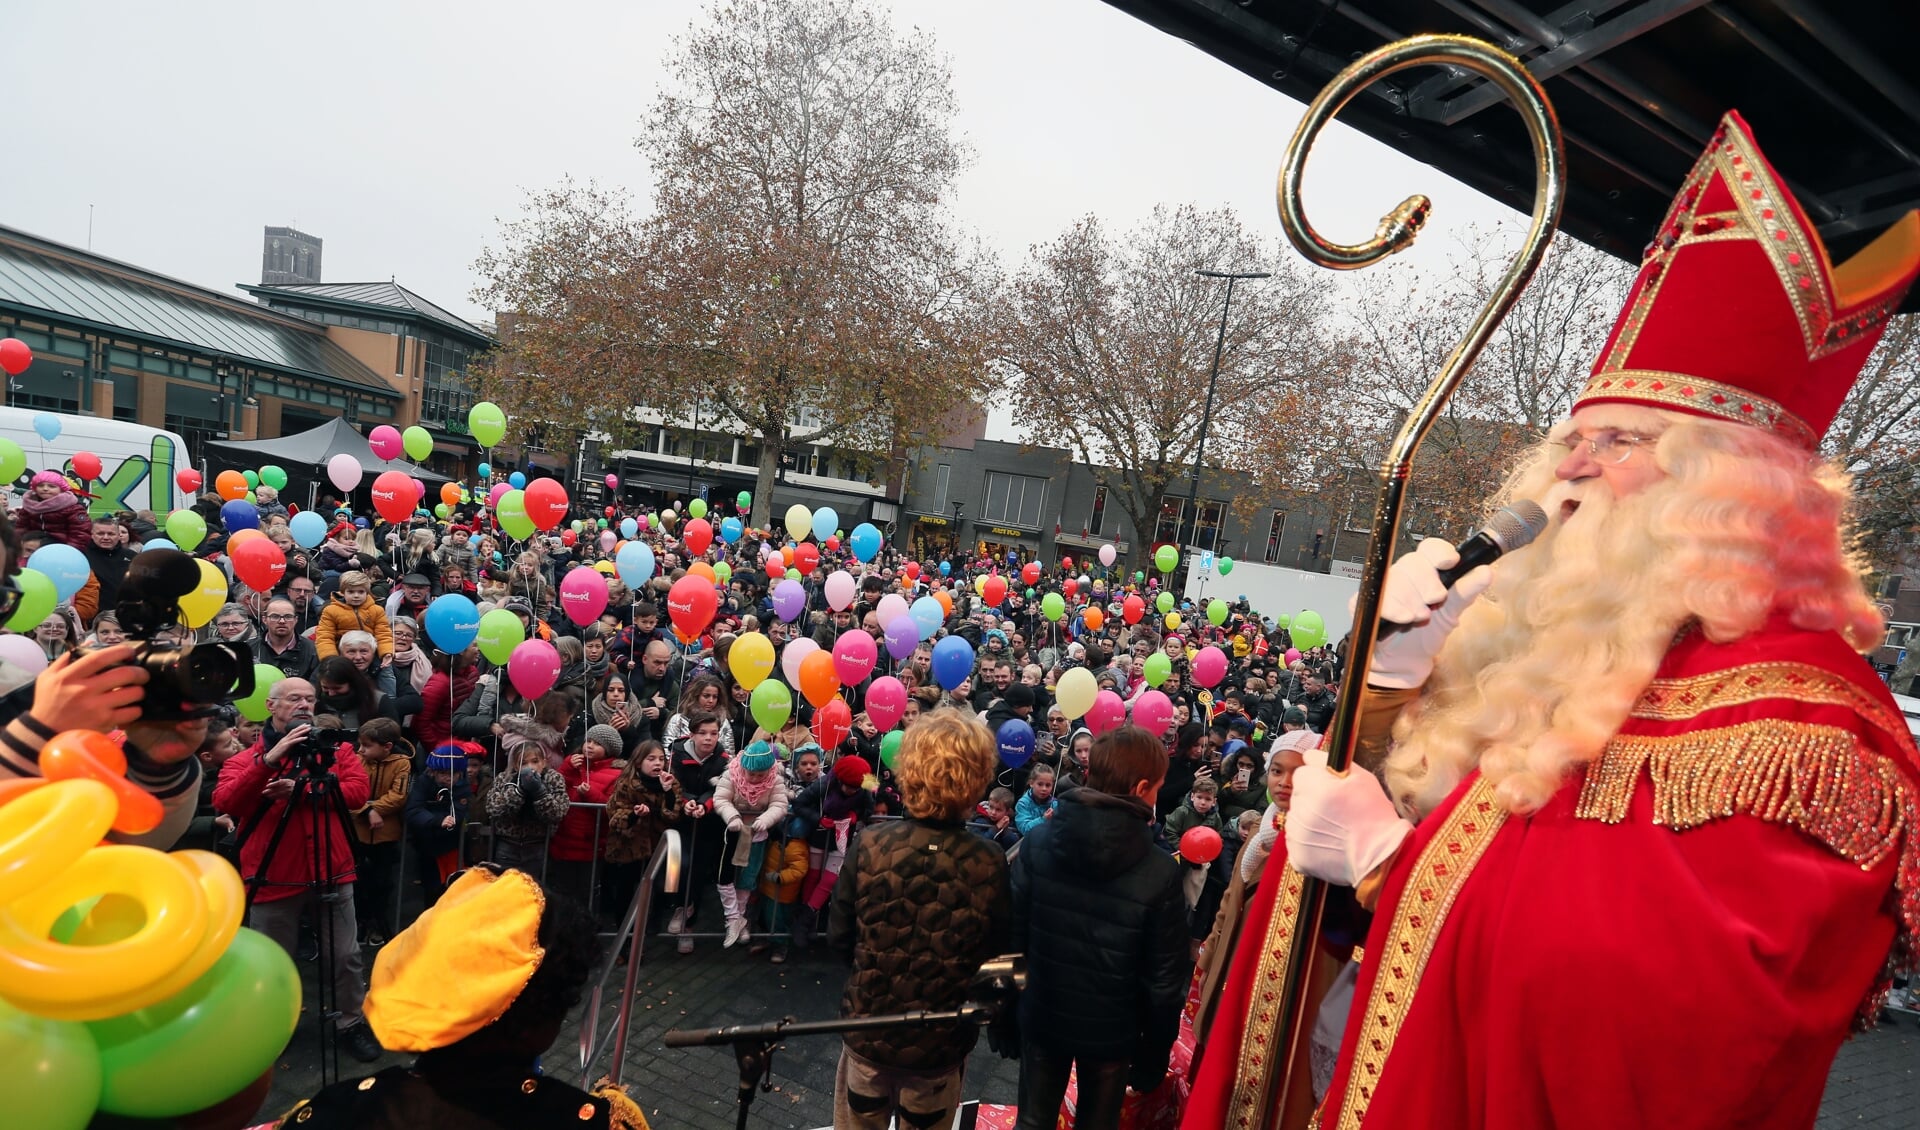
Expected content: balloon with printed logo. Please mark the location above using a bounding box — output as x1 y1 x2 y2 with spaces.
1061 579 1077 600
743 677 789 733
881 617 919 662
1083 606 1104 632
780 637 819 688
211 470 245 501
1207 598 1229 627
811 696 852 751
667 575 717 641
507 471 526 491
467 402 507 447
230 663 286 722
177 560 228 628
877 593 909 626
1154 545 1178 574
523 478 568 531
683 518 713 557
425 594 481 653
1155 591 1174 614
822 570 856 612
687 497 706 520
288 510 326 549
1218 557 1235 576
496 490 535 541
1099 544 1117 568
832 628 878 686
27 544 89 603
764 577 804 622
1040 592 1065 622
719 516 743 545
996 719 1035 769
906 596 942 638
854 676 902 732
1141 651 1172 689
792 541 819 576
1054 667 1097 721
727 631 775 691
783 503 812 541
220 499 259 534
614 540 655 587
810 507 838 543
596 530 613 553
230 538 286 593
735 491 751 510
369 471 412 525
242 470 259 490
930 635 974 692
847 522 881 563
797 650 840 708
558 568 609 627
401 426 433 461
326 453 361 492
1020 561 1040 585
474 608 524 665
69 452 102 482
5 568 55 632
368 425 403 460
258 464 288 491
982 575 1007 608
1122 595 1145 625
764 558 785 580
1133 689 1174 734
1290 610 1328 651
438 483 461 508
507 639 561 699
1165 612 1182 631
1086 690 1126 736
1192 646 1227 688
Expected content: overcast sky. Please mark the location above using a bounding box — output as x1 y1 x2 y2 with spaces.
8 0 1525 333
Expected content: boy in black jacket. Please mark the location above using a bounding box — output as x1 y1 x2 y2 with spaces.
1009 725 1190 1130
667 710 727 952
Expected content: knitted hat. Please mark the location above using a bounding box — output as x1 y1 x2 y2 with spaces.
833 754 871 787
29 470 67 489
584 724 624 760
426 742 469 771
738 740 777 773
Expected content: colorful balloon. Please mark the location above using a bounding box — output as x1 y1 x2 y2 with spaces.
523 478 568 531
784 503 812 541
1054 668 1097 720
1155 544 1179 573
995 719 1035 769
70 452 101 482
468 402 507 448
475 608 525 665
1142 651 1172 687
866 676 907 731
683 518 713 556
882 616 919 661
507 639 562 699
811 507 839 543
930 635 974 691
368 425 403 460
326 453 361 492
424 594 481 653
811 697 852 751
1179 826 1223 864
798 650 841 708
614 540 655 587
26 543 89 602
1133 689 1174 734
1085 690 1126 735
832 629 878 686
1099 544 1117 567
230 537 286 593
1192 646 1228 688
402 425 433 461
666 575 717 640
259 464 288 490
558 567 609 626
781 638 819 687
772 579 807 622
0 337 33 376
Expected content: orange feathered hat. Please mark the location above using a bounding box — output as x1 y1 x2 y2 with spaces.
1573 111 1920 448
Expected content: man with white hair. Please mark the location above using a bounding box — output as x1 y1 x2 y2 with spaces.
1192 113 1920 1130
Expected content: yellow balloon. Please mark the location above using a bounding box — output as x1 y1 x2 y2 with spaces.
729 631 775 691
593 560 617 576
179 559 228 628
1165 612 1182 631
0 779 114 906
973 574 988 597
784 503 812 540
1054 667 1098 721
51 850 246 1020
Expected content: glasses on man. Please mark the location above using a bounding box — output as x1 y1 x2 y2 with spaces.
1558 429 1660 465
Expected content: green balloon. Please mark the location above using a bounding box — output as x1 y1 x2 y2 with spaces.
1041 592 1065 621
241 469 259 489
259 464 288 490
403 425 434 461
1134 571 1145 582
434 502 450 519
689 498 708 520
244 490 256 504
0 438 24 482
1155 591 1174 614
570 519 584 533
736 491 751 509
597 518 608 529
880 729 904 769
0 996 99 1130
1143 651 1172 687
476 607 526 665
1277 612 1292 629
233 663 285 722
165 508 206 551
1207 598 1229 626
751 678 793 733
715 561 732 584
468 401 507 448
1025 587 1035 599
1154 544 1179 573
90 928 300 1118
1218 556 1234 576
497 489 535 540
6 568 55 632
1291 610 1328 650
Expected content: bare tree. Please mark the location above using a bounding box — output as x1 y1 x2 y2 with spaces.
1826 314 1920 567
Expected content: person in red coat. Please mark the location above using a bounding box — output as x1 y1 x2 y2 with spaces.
213 675 383 1063
548 723 623 913
1206 112 1920 1130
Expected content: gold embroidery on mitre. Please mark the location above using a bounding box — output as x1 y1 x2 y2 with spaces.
1225 864 1306 1130
1333 778 1507 1130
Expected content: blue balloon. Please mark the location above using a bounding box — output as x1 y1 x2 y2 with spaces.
31 413 60 442
811 507 839 543
476 462 492 479
141 537 177 553
468 534 482 548
719 516 744 545
27 543 89 602
939 561 952 577
909 595 944 638
995 718 1035 769
848 522 882 564
288 511 326 548
619 517 638 539
423 593 480 653
931 635 975 692
615 540 655 587
508 471 526 489
353 517 369 529
220 499 260 533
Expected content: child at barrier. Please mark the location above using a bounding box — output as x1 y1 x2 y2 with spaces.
789 753 875 950
601 739 682 927
485 732 570 880
712 739 790 949
753 814 810 963
549 724 623 913
404 742 473 907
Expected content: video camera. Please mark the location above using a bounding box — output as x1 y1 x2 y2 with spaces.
283 711 358 776
74 549 254 721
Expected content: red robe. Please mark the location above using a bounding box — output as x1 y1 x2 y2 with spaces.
1314 617 1919 1128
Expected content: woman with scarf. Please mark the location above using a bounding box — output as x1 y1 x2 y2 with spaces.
388 616 434 729
588 669 646 757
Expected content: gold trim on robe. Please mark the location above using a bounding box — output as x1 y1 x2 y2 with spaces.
1224 863 1306 1130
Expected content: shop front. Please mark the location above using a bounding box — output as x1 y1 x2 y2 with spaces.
976 524 1044 567
908 512 959 562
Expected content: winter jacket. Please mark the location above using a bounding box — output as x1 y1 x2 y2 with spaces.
757 835 809 903
1009 787 1190 1068
254 634 319 684
970 812 1021 851
496 714 566 773
419 667 481 751
403 768 471 859
790 777 876 852
712 767 789 834
16 490 92 549
450 674 528 745
550 755 620 861
1163 800 1225 844
1014 791 1056 835
484 764 569 846
353 749 412 845
213 730 369 904
602 765 681 866
314 592 393 659
670 738 728 813
830 816 1011 1070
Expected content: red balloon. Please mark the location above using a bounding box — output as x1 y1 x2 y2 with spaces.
666 574 717 641
70 452 102 481
232 536 288 593
683 517 713 556
765 558 786 579
1063 579 1078 599
604 506 617 517
982 574 1007 608
176 468 203 493
903 562 921 581
825 535 840 552
523 477 569 531
1123 594 1146 624
1179 825 1223 864
812 696 852 751
0 337 31 376
561 529 577 546
370 470 414 524
1060 556 1074 573
793 541 819 576
1021 561 1041 585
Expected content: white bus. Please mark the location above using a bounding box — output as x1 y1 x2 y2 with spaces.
0 408 191 516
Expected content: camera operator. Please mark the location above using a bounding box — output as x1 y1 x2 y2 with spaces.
212 676 382 1063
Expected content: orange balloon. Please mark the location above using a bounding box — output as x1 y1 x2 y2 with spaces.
798 650 841 708
935 590 953 617
1084 607 1105 632
225 528 266 548
781 546 796 567
41 730 164 835
688 561 716 582
440 482 462 507
214 470 248 501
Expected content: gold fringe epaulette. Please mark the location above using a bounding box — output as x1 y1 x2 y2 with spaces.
591 1078 651 1130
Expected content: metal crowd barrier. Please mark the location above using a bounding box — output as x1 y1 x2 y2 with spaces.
578 829 683 1087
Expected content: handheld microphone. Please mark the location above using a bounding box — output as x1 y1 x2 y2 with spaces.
1379 501 1548 636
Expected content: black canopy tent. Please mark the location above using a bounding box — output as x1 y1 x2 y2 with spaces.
206 417 454 512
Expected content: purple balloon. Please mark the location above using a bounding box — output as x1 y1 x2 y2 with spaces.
772 578 807 622
882 616 919 660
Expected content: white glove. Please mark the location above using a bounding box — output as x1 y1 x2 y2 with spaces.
1285 765 1413 887
1355 537 1494 690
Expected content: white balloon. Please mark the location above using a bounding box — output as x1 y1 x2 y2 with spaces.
876 593 910 625
824 570 858 612
0 634 48 675
1098 544 1117 567
327 452 362 492
781 637 819 686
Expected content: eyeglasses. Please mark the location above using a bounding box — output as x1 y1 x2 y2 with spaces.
0 580 25 624
1557 429 1660 465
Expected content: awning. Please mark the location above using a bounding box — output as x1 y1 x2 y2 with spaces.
1056 533 1129 554
206 417 451 484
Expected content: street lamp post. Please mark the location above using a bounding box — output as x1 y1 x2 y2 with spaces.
1188 268 1270 558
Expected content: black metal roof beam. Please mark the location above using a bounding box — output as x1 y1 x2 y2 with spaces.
1767 0 1920 126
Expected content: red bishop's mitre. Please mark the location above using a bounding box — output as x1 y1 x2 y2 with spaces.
1573 111 1920 447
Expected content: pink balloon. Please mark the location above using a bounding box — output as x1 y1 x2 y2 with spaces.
489 483 510 508
832 628 878 686
1192 646 1228 688
824 570 857 612
0 634 49 675
780 637 819 687
604 474 618 490
558 567 610 626
876 593 909 625
1133 689 1174 735
865 675 907 731
412 476 426 499
368 425 403 461
1098 544 1117 567
326 452 362 493
1284 647 1302 665
507 639 562 699
599 530 616 552
1086 690 1127 735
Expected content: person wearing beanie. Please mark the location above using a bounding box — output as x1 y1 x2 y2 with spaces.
788 753 877 950
404 742 474 907
550 727 623 912
712 739 790 947
15 469 93 549
485 726 571 878
585 723 626 762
